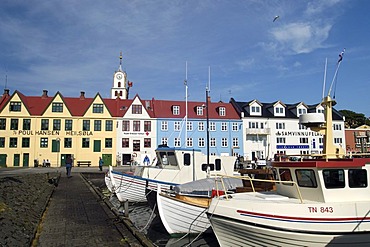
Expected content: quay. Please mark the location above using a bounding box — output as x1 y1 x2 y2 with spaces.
0 166 153 247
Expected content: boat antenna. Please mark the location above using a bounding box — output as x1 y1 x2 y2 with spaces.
328 48 345 97
206 66 211 173
322 58 327 100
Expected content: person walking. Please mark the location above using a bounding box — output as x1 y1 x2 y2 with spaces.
66 155 72 178
99 157 104 171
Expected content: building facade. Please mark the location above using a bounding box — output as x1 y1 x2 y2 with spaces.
344 125 370 154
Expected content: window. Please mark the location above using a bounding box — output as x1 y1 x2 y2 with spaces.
41 119 49 130
296 169 317 187
251 106 260 113
52 103 63 112
132 105 142 114
198 122 204 131
65 120 72 131
174 121 181 131
83 120 90 131
210 138 216 147
298 124 307 130
198 138 205 147
231 138 238 147
40 138 48 148
10 102 21 112
349 169 367 188
333 124 342 130
197 106 203 115
221 122 227 131
221 138 228 147
94 120 102 131
161 138 168 146
323 169 345 188
219 107 226 116
144 138 151 148
10 119 18 130
144 121 151 132
232 122 238 131
9 137 17 148
122 138 129 148
122 120 130 131
174 138 181 147
82 138 90 148
93 104 104 113
105 138 112 148
0 137 4 148
275 107 284 114
279 169 293 186
277 137 286 143
210 122 216 131
105 120 113 131
249 122 258 129
187 122 193 131
64 138 72 148
300 138 309 144
173 105 180 115
133 120 140 131
133 140 140 151
53 119 61 131
22 137 30 148
23 119 31 130
334 138 343 144
161 121 168 131
0 119 6 130
276 122 285 129
187 138 193 147
298 108 307 115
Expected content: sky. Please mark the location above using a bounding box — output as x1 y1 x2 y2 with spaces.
1 0 369 117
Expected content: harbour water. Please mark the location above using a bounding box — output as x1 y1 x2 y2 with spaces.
108 194 220 247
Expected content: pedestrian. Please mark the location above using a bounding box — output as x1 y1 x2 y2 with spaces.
66 155 72 177
99 157 104 171
143 155 150 166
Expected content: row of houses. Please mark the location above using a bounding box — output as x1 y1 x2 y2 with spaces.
0 57 367 167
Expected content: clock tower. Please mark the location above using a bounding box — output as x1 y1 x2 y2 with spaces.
111 52 129 99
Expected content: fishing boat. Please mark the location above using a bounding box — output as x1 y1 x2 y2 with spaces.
109 145 236 203
207 55 370 246
156 177 244 235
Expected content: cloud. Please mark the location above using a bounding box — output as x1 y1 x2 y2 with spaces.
270 22 331 54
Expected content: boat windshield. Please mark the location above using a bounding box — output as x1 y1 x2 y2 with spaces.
158 151 178 169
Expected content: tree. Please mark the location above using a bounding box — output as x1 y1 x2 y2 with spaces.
339 110 370 128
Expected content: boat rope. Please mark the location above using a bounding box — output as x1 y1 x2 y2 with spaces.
138 202 157 232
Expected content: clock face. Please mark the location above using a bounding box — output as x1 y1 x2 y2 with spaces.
116 74 122 80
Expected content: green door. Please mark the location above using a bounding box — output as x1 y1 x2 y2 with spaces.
94 140 101 152
0 154 7 167
23 153 29 167
14 154 20 167
102 154 112 166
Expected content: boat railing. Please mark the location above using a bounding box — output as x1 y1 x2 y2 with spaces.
274 153 349 162
213 174 304 204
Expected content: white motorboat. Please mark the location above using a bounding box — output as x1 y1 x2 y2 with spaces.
109 145 236 203
207 91 370 246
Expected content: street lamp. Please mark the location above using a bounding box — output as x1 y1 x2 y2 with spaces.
56 138 60 167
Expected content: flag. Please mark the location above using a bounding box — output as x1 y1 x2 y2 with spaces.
337 48 345 63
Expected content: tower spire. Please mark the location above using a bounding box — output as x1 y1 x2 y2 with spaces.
119 51 123 71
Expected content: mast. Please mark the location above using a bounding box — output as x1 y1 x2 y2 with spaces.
185 62 188 147
206 67 211 168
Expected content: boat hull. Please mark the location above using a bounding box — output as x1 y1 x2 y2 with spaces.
110 169 177 202
157 192 211 235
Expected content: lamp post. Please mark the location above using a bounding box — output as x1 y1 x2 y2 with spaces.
56 138 60 167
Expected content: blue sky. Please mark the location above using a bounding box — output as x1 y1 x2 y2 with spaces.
1 0 369 117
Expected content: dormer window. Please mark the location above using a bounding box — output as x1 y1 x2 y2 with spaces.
173 105 180 115
251 106 260 113
9 102 21 112
275 107 284 114
196 106 203 116
92 104 103 113
52 103 63 113
132 105 142 114
219 107 226 116
298 108 307 115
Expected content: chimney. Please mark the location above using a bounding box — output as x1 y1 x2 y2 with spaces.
207 96 211 102
80 91 85 99
42 90 48 98
3 89 9 96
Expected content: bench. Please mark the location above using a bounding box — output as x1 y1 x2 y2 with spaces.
77 161 91 167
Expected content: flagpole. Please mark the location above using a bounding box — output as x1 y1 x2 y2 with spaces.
185 61 188 147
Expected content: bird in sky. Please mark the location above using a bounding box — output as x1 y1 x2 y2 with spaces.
273 15 280 22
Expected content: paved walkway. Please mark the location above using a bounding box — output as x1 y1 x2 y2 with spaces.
34 171 143 247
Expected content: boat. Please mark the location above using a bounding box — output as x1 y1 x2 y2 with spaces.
109 145 236 203
206 56 370 246
156 177 244 235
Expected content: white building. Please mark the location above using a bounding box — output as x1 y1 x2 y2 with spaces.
230 99 346 161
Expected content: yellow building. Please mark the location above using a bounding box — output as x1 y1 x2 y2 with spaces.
0 89 119 167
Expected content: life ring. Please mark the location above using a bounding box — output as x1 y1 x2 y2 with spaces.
132 152 137 158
